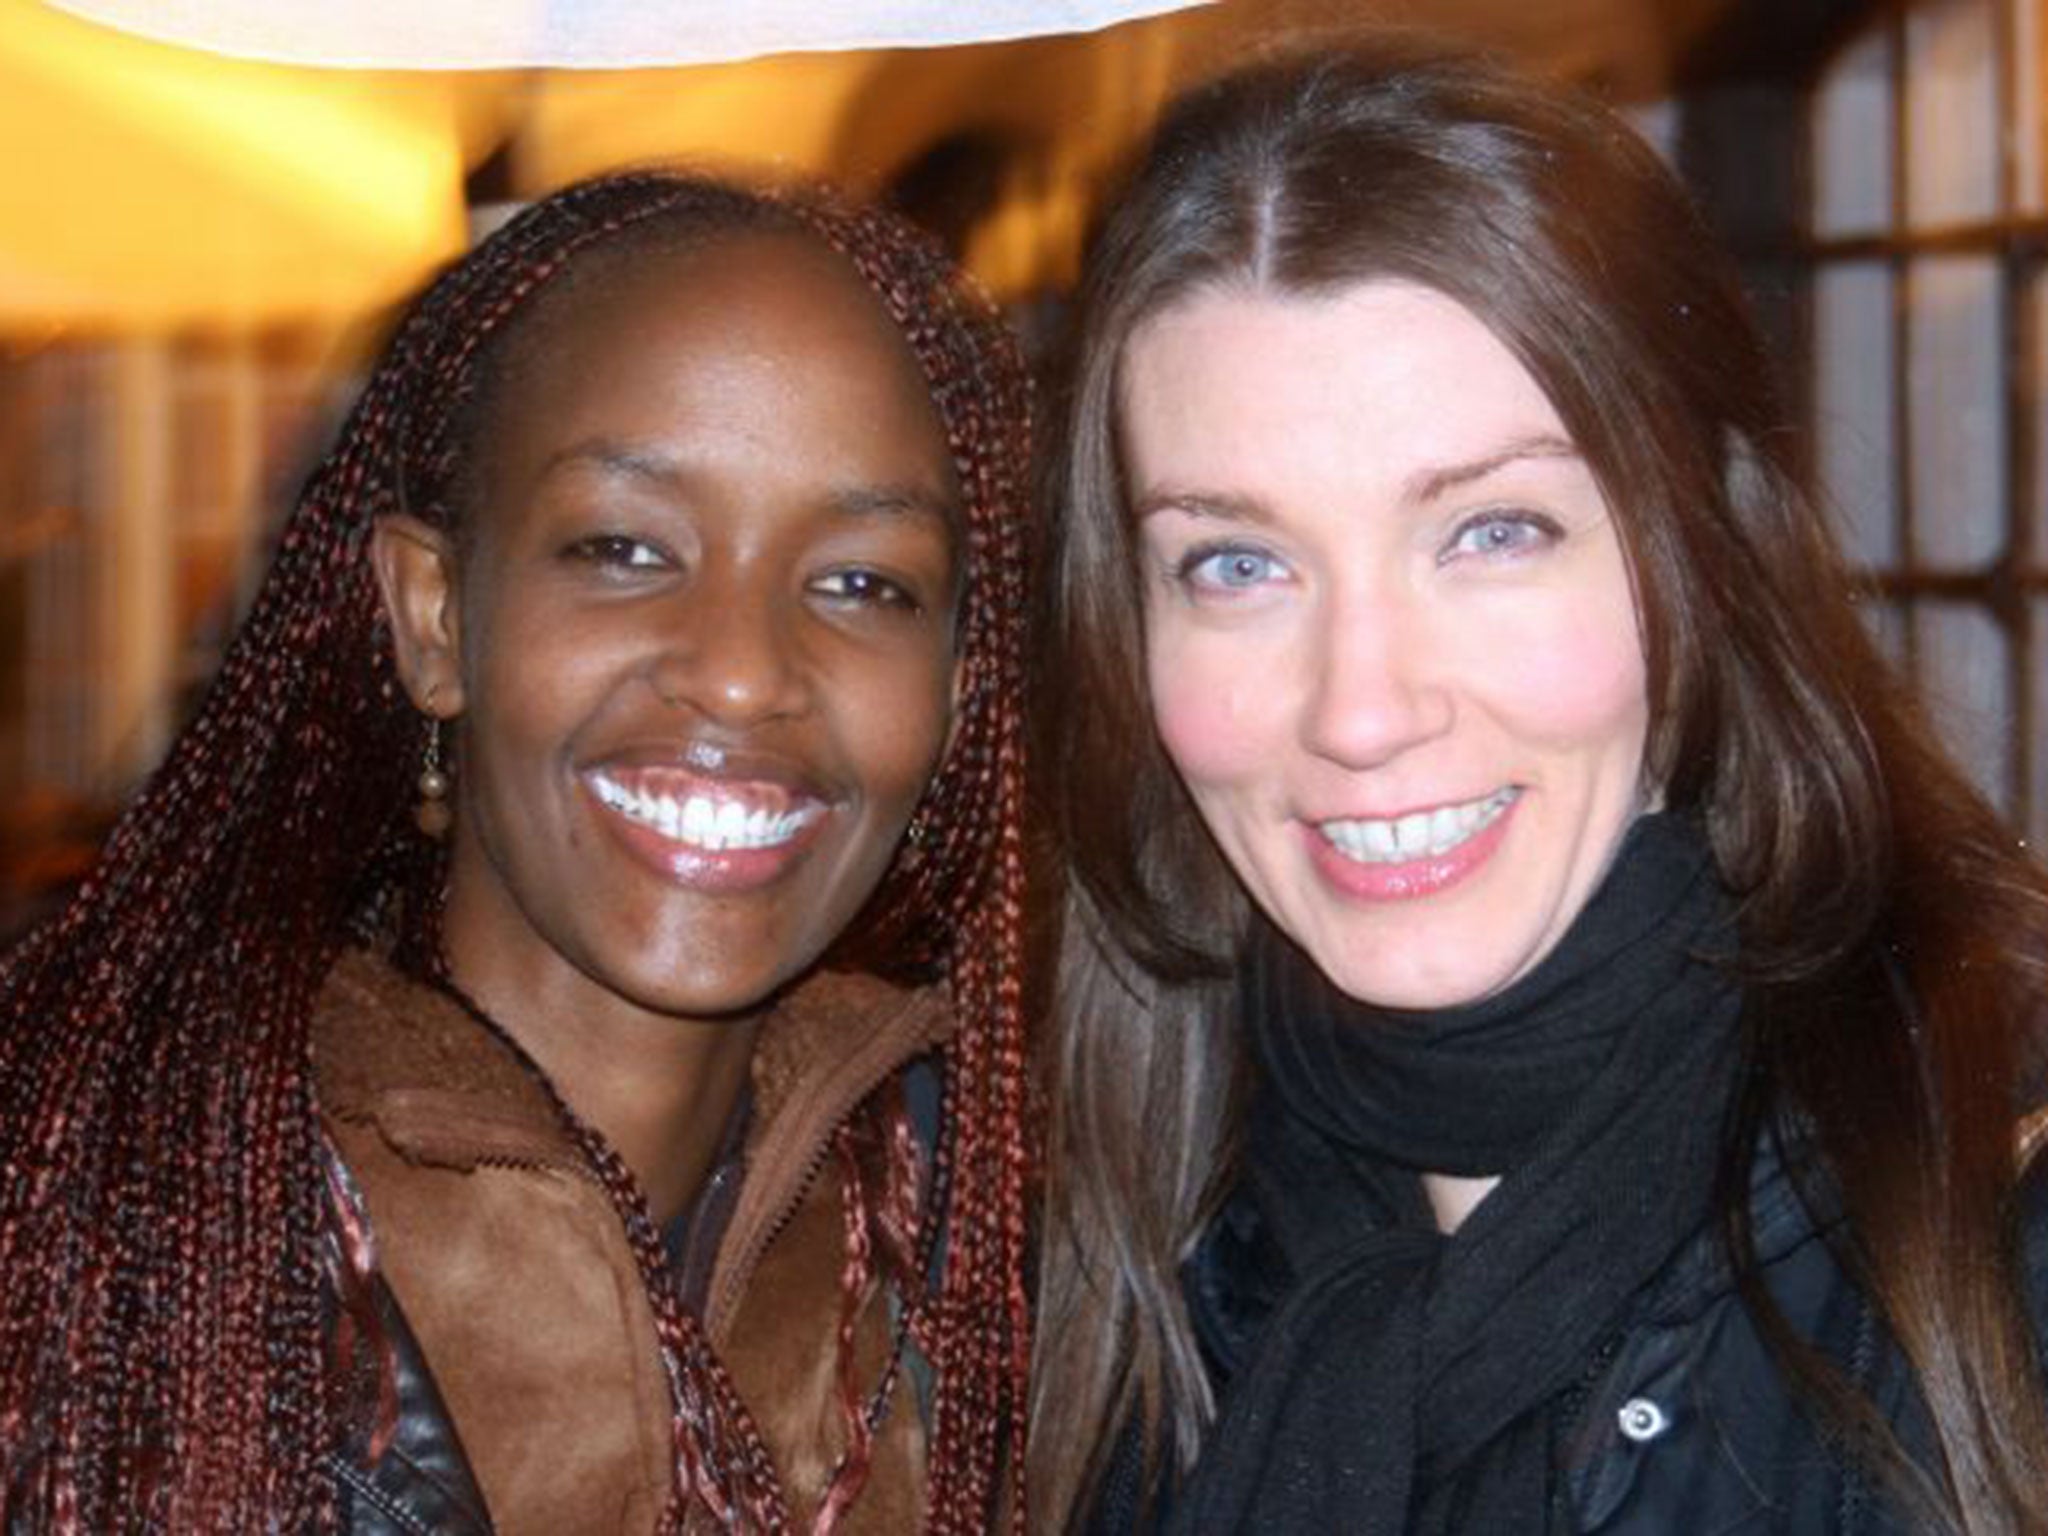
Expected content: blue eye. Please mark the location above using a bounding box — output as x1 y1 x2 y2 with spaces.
1178 544 1284 592
1443 512 1559 562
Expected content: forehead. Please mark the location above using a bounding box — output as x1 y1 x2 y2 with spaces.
1119 279 1571 492
466 230 956 503
501 230 932 411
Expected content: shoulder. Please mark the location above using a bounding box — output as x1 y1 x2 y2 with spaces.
1180 1168 1293 1393
312 946 573 1171
1558 1145 1921 1532
322 1253 495 1536
313 948 551 1119
747 967 952 1127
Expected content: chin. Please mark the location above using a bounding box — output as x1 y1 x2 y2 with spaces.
589 948 802 1024
1316 937 1534 1013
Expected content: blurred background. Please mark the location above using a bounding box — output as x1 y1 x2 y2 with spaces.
0 0 2028 936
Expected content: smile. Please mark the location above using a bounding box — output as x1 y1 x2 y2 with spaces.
1318 787 1520 865
586 769 824 852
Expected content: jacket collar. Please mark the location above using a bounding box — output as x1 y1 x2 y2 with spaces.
312 946 955 1334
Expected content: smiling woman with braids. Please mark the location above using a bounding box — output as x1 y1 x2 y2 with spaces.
0 171 1033 1532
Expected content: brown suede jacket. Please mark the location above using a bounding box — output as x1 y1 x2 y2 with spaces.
312 948 951 1535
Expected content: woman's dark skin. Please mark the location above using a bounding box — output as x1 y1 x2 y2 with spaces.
373 233 962 1224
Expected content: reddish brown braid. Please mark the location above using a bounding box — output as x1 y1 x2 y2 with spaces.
0 170 1035 1532
786 194 1036 1534
816 1123 879 1535
421 976 789 1531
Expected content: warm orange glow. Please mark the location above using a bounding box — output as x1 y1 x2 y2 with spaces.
516 54 882 192
511 24 1191 296
0 0 491 329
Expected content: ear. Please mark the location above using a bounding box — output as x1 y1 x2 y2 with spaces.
372 515 466 718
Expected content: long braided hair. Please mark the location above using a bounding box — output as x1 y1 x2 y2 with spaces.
0 170 1034 1532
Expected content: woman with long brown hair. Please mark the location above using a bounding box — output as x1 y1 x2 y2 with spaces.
1034 39 2048 1534
0 169 1034 1532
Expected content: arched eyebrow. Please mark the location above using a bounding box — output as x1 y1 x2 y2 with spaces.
1129 489 1269 524
1131 436 1584 524
540 440 960 526
828 483 963 529
540 441 682 488
1407 434 1581 503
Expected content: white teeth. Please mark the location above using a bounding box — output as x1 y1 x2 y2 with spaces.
1320 788 1518 865
682 795 711 843
714 801 745 844
589 772 818 852
1393 811 1430 858
1429 805 1459 850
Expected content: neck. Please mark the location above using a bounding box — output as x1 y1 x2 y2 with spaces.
1422 1172 1500 1233
1247 814 1727 1183
443 932 760 1229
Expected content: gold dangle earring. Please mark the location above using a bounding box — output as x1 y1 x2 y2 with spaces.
899 803 933 875
415 704 452 839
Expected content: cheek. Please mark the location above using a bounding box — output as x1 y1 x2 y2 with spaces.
1144 626 1276 790
471 617 613 761
1487 599 1649 757
850 651 957 807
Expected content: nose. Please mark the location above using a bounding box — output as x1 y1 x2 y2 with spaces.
644 574 809 726
1300 579 1453 768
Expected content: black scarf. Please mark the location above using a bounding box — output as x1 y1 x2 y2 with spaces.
1166 813 1744 1534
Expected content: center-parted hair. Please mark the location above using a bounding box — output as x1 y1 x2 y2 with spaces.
1033 37 2048 1532
0 171 1034 1532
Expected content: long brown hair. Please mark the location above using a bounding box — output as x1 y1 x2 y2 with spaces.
0 171 1034 1532
1032 37 2048 1531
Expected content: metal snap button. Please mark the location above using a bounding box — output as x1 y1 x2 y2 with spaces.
1617 1397 1670 1443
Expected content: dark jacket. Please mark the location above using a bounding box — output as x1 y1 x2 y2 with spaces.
1538 1144 2043 1533
1093 1135 2048 1533
313 949 951 1536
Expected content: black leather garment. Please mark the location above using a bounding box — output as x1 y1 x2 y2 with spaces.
325 1278 492 1536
